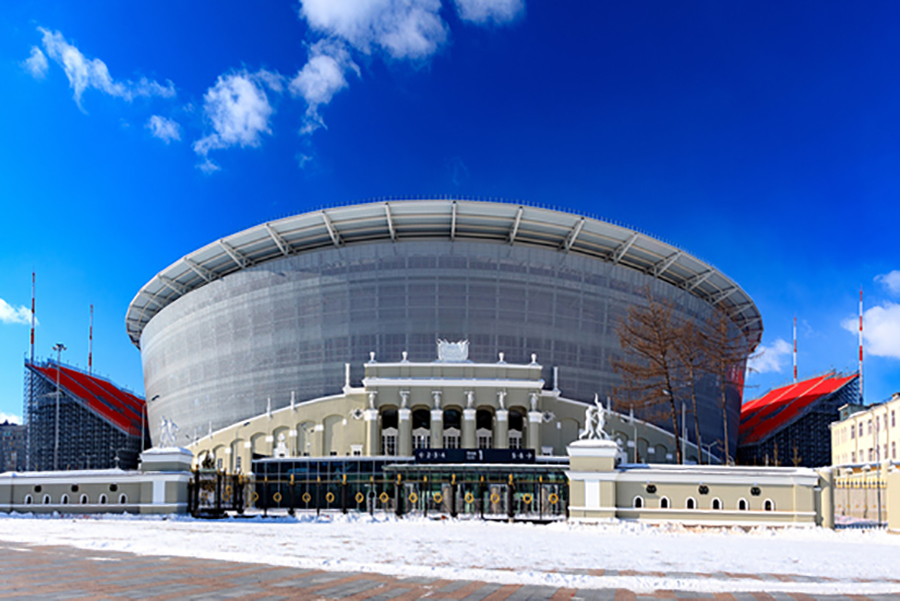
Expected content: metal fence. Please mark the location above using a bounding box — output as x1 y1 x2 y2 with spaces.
834 475 888 529
187 469 247 518
252 473 567 521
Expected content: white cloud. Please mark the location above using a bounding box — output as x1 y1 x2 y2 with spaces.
0 412 22 425
747 338 791 374
843 302 900 360
192 70 283 168
454 0 524 25
299 0 448 60
23 45 48 79
290 41 359 134
146 115 181 143
37 27 175 109
0 298 36 326
875 270 900 296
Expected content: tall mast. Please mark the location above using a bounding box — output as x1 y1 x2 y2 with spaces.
88 304 94 376
792 315 797 384
859 288 864 403
30 272 35 363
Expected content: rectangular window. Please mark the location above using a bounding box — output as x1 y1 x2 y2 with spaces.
892 410 896 428
443 430 460 449
892 441 896 460
851 451 856 463
382 434 397 456
851 425 855 439
868 420 872 435
860 423 864 437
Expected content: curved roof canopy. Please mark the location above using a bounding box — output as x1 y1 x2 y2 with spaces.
126 199 763 349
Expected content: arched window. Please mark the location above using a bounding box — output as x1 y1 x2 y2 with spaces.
508 409 525 449
381 409 399 455
412 409 431 450
633 496 644 509
686 497 696 510
659 496 670 509
24 494 33 505
443 409 461 449
118 493 128 505
476 409 493 449
738 498 748 511
764 499 775 511
61 494 69 505
43 494 51 504
711 497 722 510
80 494 89 504
99 494 108 505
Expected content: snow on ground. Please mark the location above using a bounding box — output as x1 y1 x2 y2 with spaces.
0 512 898 595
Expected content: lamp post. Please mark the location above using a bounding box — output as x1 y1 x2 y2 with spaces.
52 343 66 471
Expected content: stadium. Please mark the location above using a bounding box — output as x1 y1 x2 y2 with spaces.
126 199 762 462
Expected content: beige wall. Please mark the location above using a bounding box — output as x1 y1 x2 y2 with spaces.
0 449 192 515
567 441 830 526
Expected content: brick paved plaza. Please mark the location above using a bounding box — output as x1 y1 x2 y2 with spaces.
0 540 897 600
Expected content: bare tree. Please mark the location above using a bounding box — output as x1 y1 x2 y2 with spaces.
704 309 751 465
673 319 706 464
612 290 683 464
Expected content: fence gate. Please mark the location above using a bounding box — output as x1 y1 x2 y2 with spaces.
188 469 246 517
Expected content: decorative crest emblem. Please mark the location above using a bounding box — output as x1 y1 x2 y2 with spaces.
437 339 469 362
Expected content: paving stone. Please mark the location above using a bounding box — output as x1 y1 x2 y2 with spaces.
460 583 504 601
315 578 388 598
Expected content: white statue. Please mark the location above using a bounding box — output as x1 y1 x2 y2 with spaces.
159 416 179 448
465 390 475 409
579 394 609 441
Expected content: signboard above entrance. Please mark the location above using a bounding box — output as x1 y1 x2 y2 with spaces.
414 448 535 464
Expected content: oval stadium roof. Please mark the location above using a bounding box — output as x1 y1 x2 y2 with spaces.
126 199 763 350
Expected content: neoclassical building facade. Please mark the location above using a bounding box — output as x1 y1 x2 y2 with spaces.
188 345 713 472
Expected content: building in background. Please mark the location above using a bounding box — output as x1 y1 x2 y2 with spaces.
127 199 762 461
24 359 148 471
831 392 899 466
0 420 26 472
737 372 859 467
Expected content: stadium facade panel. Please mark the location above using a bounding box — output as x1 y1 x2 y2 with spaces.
130 200 761 458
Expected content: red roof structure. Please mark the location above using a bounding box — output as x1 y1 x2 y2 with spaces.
739 372 857 446
30 363 146 437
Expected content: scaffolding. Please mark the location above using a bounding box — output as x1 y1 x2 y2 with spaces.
24 359 147 471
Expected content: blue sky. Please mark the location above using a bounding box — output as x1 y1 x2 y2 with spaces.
2 1 900 423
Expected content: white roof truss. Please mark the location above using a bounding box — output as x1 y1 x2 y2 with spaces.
264 223 291 256
321 210 342 247
562 217 585 253
611 232 639 265
219 239 250 269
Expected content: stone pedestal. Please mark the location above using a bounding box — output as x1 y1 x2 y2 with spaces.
462 408 476 449
566 439 619 520
494 410 509 449
140 447 194 473
138 447 193 515
364 410 379 456
430 409 444 449
398 408 412 456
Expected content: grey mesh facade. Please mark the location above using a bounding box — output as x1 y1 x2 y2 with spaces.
129 200 762 459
